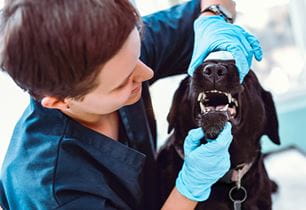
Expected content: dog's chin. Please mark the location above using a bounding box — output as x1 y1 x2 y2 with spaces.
197 111 228 139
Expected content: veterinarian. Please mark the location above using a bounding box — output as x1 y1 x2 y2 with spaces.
0 0 262 209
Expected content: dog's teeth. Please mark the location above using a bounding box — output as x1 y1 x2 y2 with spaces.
205 107 211 112
197 92 207 102
202 93 206 100
199 102 205 113
197 92 203 102
232 98 239 107
221 104 229 111
228 94 232 104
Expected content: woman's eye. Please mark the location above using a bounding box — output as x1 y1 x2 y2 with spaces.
116 81 129 90
117 84 124 89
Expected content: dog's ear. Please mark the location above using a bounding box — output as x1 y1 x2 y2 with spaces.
167 76 190 134
261 90 281 145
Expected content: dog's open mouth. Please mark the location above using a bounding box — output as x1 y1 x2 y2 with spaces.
197 90 239 120
195 90 239 139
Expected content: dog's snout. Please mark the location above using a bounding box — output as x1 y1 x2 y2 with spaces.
203 64 227 83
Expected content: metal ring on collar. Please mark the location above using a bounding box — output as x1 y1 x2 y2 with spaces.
229 186 247 203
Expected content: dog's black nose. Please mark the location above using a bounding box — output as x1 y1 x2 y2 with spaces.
202 64 227 83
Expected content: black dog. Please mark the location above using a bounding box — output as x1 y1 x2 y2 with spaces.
157 59 280 210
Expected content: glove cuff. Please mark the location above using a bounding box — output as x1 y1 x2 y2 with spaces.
194 15 226 29
175 170 211 202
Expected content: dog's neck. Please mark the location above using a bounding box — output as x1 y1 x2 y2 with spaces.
174 144 255 185
220 162 254 185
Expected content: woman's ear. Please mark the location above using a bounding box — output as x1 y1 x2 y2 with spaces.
41 96 69 111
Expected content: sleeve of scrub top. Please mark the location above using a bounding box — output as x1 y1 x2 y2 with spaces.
140 0 201 84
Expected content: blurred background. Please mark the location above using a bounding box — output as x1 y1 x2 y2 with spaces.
0 0 306 209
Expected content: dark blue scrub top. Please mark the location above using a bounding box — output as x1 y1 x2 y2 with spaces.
1 99 148 210
0 1 200 209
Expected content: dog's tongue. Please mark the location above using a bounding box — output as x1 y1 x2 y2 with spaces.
206 105 228 112
216 105 228 111
203 105 236 121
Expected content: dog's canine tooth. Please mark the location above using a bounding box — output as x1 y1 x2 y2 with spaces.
197 92 207 102
232 98 239 107
199 102 205 113
221 104 229 111
228 94 232 104
197 92 203 102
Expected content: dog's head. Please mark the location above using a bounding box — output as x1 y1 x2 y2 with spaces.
167 59 280 164
190 59 241 139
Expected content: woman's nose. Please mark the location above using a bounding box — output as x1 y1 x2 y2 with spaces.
134 60 154 82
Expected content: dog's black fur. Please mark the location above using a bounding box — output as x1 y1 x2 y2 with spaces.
157 60 280 210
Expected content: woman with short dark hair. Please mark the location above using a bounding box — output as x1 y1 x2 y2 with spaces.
0 0 262 209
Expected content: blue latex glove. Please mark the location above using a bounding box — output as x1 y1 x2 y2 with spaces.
176 122 233 201
187 16 263 83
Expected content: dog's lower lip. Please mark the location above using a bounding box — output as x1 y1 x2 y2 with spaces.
200 108 235 121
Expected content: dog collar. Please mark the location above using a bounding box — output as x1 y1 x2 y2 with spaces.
174 145 254 186
220 162 254 186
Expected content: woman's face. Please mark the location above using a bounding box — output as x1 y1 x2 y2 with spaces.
66 27 154 118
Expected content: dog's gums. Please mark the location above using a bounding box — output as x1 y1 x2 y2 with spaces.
197 90 238 120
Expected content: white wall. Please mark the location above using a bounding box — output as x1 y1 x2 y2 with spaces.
0 74 29 166
290 0 306 58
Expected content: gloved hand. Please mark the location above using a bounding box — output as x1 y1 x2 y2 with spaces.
187 16 263 83
176 122 233 201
